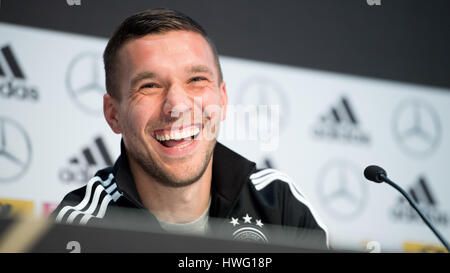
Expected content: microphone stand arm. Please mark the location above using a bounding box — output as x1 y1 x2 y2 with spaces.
380 174 450 252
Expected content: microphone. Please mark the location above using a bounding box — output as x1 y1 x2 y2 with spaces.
364 165 450 252
364 165 386 183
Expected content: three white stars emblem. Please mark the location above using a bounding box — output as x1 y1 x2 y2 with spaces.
229 214 264 228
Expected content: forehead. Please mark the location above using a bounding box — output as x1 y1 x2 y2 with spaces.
118 30 216 74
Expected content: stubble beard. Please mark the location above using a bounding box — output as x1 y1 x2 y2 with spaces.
126 104 222 188
129 138 217 188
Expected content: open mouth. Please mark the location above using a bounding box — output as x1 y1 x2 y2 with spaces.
153 124 202 149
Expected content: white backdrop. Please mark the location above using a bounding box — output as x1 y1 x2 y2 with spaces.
1 23 449 252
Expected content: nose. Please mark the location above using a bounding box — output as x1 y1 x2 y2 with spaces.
162 83 192 118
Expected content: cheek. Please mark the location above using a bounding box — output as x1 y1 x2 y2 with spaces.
121 99 159 134
200 93 223 142
200 92 223 120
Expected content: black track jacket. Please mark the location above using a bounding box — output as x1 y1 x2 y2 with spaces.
51 142 329 250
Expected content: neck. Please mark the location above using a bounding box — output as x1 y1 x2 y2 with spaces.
129 157 213 224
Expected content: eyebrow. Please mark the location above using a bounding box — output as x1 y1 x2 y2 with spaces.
185 65 214 77
130 71 157 88
130 65 214 88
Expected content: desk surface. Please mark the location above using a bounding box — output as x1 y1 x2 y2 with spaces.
0 217 340 253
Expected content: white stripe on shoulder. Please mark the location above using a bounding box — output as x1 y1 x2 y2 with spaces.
253 173 301 192
79 195 113 225
251 170 305 198
249 168 278 180
55 173 115 223
250 169 330 248
75 182 122 224
111 191 122 202
70 185 123 225
66 184 105 224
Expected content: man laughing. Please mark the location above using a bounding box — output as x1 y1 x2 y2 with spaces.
52 8 328 249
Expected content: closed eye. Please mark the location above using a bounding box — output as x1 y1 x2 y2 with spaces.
190 76 207 83
141 83 157 89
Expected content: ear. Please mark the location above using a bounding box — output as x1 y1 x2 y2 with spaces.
219 81 228 121
103 94 122 134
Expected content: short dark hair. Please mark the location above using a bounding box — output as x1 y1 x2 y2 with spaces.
103 8 223 100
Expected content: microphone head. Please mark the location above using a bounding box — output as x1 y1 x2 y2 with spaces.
364 165 387 183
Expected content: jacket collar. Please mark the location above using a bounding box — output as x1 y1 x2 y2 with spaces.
112 141 145 208
112 140 256 217
209 142 256 218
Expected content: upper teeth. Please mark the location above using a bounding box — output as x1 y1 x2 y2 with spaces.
155 127 200 141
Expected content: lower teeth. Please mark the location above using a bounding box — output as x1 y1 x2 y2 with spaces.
177 141 191 149
157 132 200 148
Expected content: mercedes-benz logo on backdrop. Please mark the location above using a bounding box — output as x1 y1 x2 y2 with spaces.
316 160 368 220
66 52 105 115
236 77 290 132
0 117 32 182
392 98 441 157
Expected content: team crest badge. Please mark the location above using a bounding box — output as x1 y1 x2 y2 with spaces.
229 213 268 243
